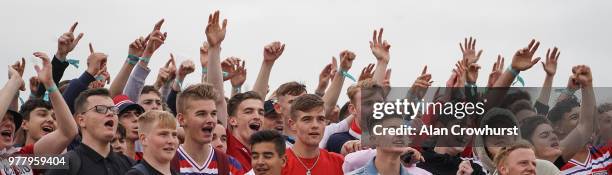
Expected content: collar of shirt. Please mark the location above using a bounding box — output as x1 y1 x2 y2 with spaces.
362 157 410 175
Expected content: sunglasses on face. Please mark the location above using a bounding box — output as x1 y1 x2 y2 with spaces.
82 105 119 115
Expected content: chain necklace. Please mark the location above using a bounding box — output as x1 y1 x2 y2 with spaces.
291 147 320 175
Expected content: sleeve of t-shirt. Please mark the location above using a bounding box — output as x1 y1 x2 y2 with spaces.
325 133 351 154
319 116 351 148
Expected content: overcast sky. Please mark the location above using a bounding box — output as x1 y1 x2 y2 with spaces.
1 0 611 103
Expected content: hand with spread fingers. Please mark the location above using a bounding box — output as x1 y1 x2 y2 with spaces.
205 11 228 48
466 63 481 84
542 47 560 76
370 28 391 63
459 37 483 65
56 22 84 60
358 63 375 81
511 39 541 71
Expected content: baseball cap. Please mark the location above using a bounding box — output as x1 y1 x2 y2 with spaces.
113 95 145 116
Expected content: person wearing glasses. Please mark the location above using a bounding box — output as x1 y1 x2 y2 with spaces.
45 88 135 175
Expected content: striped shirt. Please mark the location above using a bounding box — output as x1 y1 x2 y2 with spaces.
176 144 245 175
560 145 611 175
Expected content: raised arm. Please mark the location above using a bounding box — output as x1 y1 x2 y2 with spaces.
32 52 78 155
0 66 24 123
315 60 336 97
252 41 285 98
62 43 107 113
227 59 246 97
486 55 504 88
323 51 355 118
123 19 167 102
559 65 595 161
370 28 391 85
205 10 230 127
493 39 541 87
408 65 432 101
109 36 146 97
535 47 560 113
35 22 83 97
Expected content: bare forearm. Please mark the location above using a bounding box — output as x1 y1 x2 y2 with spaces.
323 71 345 117
0 78 21 121
207 47 228 126
373 61 388 85
48 89 78 139
110 61 136 97
253 62 274 98
493 70 515 87
536 75 554 105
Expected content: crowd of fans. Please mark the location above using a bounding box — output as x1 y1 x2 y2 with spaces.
0 10 610 175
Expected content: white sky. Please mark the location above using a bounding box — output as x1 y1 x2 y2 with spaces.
1 0 611 104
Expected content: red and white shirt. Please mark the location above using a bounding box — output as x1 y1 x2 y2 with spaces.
176 144 244 175
560 144 611 175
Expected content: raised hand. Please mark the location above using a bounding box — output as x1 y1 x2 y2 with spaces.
571 65 592 88
452 60 467 87
358 63 375 81
89 66 109 88
318 62 335 89
370 28 391 63
33 52 54 87
56 22 84 60
178 59 196 80
511 39 541 71
542 47 560 76
487 55 504 87
10 58 26 91
456 160 474 175
86 43 108 76
466 63 481 84
410 65 432 99
263 41 286 63
144 19 167 56
339 50 356 71
128 36 147 57
200 42 210 67
229 60 246 87
205 10 227 48
459 37 483 65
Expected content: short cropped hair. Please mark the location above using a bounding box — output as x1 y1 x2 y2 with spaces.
547 98 580 124
138 110 177 135
493 140 534 168
141 85 162 98
275 82 307 97
509 99 534 115
74 88 111 114
227 91 263 117
249 130 286 156
290 94 324 120
177 83 218 113
519 116 551 143
347 79 379 103
19 99 52 120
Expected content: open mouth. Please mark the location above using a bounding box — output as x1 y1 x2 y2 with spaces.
162 147 175 152
392 140 405 145
202 126 213 133
249 122 261 131
104 120 115 128
274 125 283 132
1 130 12 137
41 126 55 133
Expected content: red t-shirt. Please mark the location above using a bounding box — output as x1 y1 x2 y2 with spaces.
282 148 344 175
226 128 252 172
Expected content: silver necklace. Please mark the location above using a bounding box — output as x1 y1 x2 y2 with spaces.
291 147 320 175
